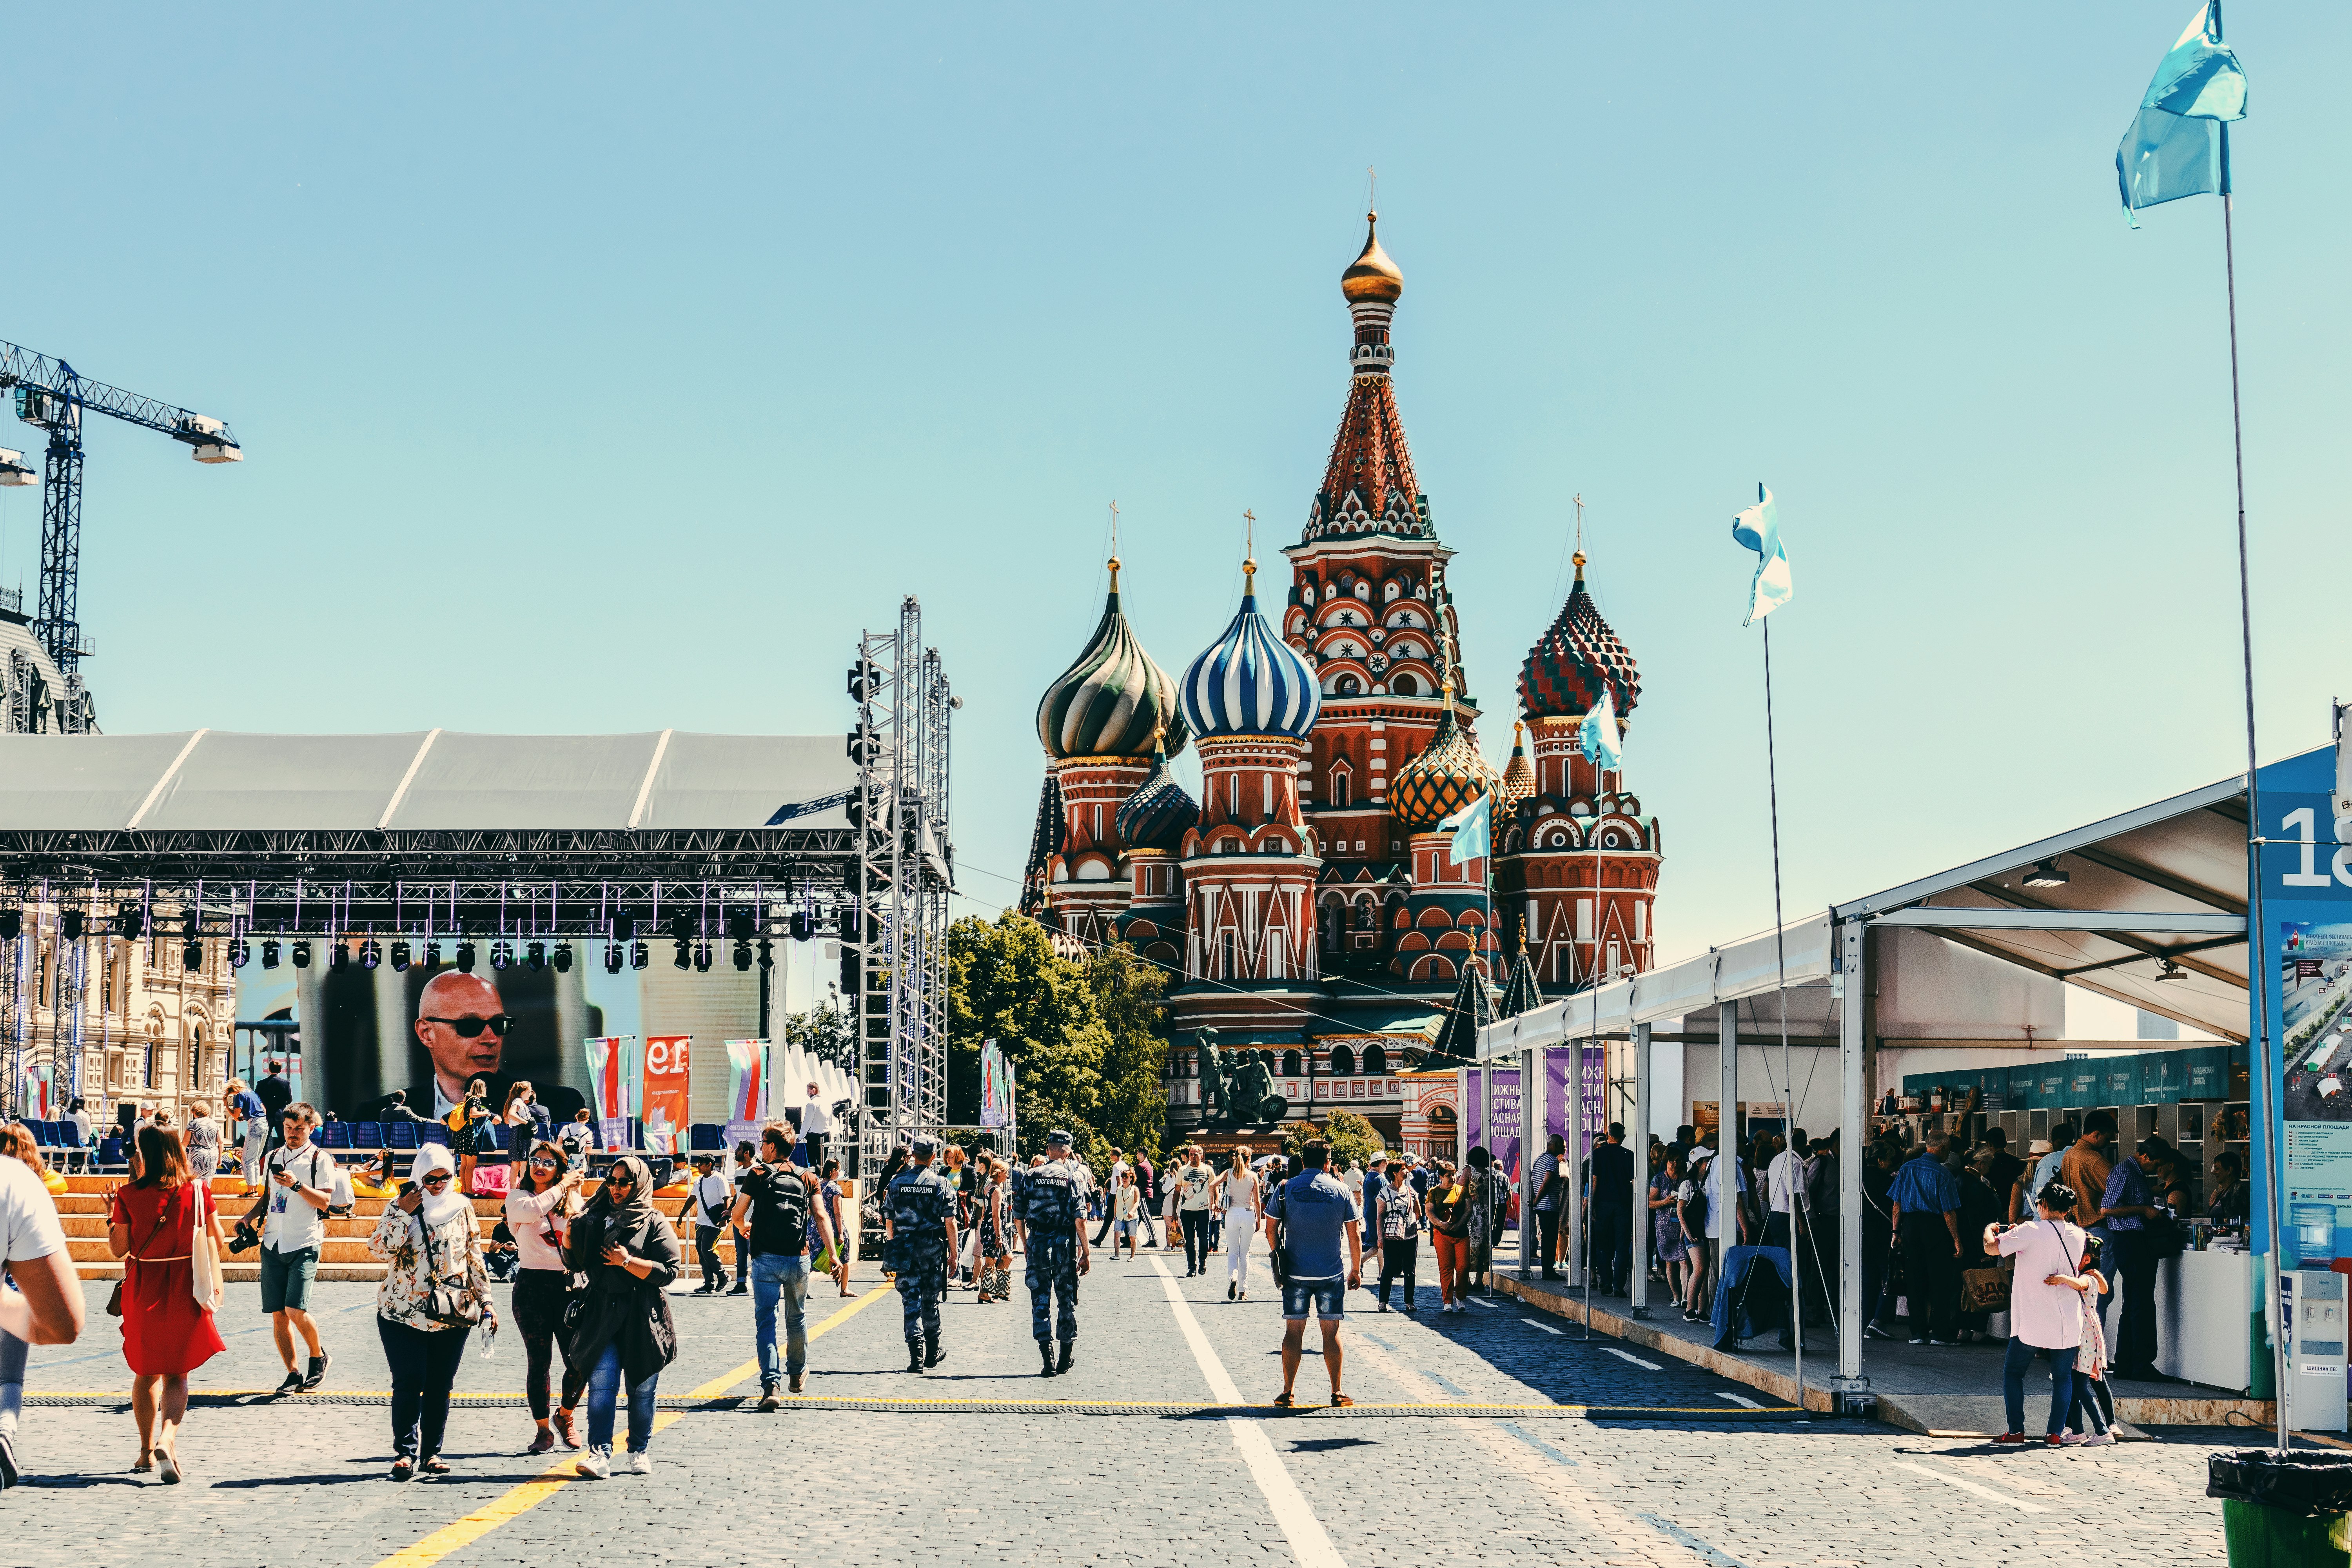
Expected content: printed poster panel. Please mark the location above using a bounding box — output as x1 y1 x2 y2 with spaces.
1462 1065 1523 1225
2256 746 2352 1261
642 1034 691 1156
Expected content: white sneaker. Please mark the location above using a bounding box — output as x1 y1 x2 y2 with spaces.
575 1446 611 1479
2058 1431 2090 1446
626 1449 652 1474
2080 1431 2116 1446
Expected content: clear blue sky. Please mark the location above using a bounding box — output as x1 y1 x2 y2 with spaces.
7 5 2346 965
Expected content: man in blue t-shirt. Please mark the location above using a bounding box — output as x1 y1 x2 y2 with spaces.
1262 1139 1363 1408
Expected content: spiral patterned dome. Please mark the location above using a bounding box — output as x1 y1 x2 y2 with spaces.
1179 563 1320 740
1389 685 1496 833
1520 552 1640 723
1114 728 1198 853
1497 721 1535 813
1036 563 1188 760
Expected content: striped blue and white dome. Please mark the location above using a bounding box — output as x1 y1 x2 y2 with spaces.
1179 579 1321 740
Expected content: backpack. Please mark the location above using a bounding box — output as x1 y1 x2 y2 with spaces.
747 1169 813 1254
1683 1160 1712 1233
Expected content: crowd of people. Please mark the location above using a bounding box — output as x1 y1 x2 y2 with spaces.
0 1101 1569 1486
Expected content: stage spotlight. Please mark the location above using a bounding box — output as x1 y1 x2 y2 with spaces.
229 938 250 969
116 906 145 939
390 940 412 972
553 942 573 973
838 906 859 942
672 942 690 971
292 940 312 969
361 940 382 970
0 911 17 940
790 911 812 942
603 944 623 975
456 941 476 973
328 941 348 970
726 907 756 942
694 942 713 974
630 941 648 971
526 941 545 972
60 911 83 941
262 938 281 969
184 938 204 972
424 940 443 969
490 941 513 971
731 940 752 972
613 911 636 943
757 939 775 971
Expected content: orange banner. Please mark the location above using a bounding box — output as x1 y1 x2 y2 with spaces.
642 1034 691 1154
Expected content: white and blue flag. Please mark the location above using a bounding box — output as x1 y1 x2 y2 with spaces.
2117 1 2246 228
1579 683 1623 774
1439 794 1490 867
1731 485 1791 626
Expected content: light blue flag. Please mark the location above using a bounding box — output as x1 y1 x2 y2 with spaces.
1730 485 1791 626
2116 1 2246 228
1439 793 1490 867
1579 683 1623 773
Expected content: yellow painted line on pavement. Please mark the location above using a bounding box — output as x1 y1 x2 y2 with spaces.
372 1287 891 1568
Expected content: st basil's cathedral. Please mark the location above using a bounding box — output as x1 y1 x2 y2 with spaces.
1020 214 1664 1149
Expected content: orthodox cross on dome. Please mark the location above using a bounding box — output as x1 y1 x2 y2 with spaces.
1306 209 1428 543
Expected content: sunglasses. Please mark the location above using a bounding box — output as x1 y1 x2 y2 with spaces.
421 1172 452 1186
605 1174 636 1187
421 1014 516 1038
529 1156 558 1168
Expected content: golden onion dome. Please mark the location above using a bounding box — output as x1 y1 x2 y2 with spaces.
1341 211 1403 305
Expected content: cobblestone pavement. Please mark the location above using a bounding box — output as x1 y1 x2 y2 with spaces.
2 1238 2234 1567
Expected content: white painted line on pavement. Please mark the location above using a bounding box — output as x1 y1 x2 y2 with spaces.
1891 1461 2048 1514
1602 1347 1664 1370
1523 1318 1563 1335
1713 1392 1763 1409
1151 1257 1348 1568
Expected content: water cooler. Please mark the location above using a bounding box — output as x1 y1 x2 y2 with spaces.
2282 1267 2349 1433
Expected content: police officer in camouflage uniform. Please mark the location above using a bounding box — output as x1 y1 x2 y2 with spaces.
886 1136 959 1373
1022 1129 1091 1378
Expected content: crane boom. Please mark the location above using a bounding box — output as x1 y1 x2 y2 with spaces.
0 337 241 702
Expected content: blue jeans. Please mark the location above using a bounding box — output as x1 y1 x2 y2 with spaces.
585 1341 659 1453
751 1253 811 1388
2002 1336 2077 1437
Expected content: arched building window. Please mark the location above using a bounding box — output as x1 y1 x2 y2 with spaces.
1282 1049 1302 1077
1329 1045 1356 1075
1363 1045 1387 1076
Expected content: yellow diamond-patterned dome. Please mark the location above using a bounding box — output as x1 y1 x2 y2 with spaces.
1389 693 1494 833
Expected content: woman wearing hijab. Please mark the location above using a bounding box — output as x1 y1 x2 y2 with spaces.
367 1143 492 1481
563 1154 680 1478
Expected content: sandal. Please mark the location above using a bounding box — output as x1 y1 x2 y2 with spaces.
131 1449 154 1474
1272 1392 1295 1407
421 1456 451 1475
1330 1393 1355 1408
390 1457 415 1483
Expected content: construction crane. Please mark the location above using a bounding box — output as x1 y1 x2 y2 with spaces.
0 341 240 721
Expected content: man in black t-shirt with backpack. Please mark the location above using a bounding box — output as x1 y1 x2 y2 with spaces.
729 1123 837 1408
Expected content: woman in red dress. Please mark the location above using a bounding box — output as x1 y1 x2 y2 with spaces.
106 1125 227 1483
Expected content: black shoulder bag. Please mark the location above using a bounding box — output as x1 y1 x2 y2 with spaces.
414 1212 485 1329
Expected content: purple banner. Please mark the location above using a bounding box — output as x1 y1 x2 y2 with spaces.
1463 1065 1522 1226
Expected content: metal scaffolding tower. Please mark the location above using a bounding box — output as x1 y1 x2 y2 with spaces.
851 596 955 1180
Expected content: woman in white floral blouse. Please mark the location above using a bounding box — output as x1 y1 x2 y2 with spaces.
367 1143 493 1481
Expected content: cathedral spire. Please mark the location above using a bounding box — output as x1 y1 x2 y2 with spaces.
1307 211 1428 542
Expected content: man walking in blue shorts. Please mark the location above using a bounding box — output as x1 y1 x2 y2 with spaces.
1263 1139 1362 1408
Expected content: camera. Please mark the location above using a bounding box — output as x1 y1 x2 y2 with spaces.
227 1221 260 1255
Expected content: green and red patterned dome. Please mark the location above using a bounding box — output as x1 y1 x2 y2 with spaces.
1036 557 1189 760
1388 680 1496 833
1520 552 1640 723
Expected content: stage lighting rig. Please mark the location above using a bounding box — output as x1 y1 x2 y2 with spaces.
261 938 281 969
526 941 545 972
292 940 312 968
456 941 476 973
553 942 572 974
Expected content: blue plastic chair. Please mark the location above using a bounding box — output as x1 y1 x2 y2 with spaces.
689 1123 724 1152
386 1121 419 1151
316 1122 352 1149
353 1121 385 1150
418 1122 450 1147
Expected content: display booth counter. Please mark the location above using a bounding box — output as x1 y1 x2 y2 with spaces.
2156 1245 2253 1390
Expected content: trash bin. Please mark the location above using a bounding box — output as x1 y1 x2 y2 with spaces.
2208 1449 2352 1566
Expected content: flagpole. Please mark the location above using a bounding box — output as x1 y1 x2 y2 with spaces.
2214 122 2287 1455
1759 521 1799 1403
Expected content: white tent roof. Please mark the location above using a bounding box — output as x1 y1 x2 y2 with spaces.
1480 758 2268 1058
0 729 854 831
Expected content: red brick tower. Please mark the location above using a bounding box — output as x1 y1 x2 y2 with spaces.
1499 550 1662 991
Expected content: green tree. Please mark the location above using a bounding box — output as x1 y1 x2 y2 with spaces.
944 912 1172 1174
1284 1109 1383 1171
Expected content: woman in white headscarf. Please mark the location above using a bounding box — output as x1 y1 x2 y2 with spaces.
367 1143 492 1481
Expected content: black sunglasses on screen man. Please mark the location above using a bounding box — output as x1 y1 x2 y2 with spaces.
421 1014 517 1038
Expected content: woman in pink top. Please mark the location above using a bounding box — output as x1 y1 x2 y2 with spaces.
1985 1181 2098 1445
505 1140 586 1453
